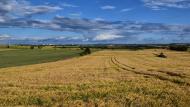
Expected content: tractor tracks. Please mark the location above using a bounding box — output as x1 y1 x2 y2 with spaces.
109 56 190 86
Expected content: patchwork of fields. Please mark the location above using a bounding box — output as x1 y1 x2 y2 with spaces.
0 49 190 106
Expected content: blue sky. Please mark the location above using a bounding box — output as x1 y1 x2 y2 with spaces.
0 0 190 44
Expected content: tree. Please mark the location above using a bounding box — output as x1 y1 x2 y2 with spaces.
6 45 10 48
30 46 34 49
84 47 91 54
80 47 91 56
157 52 167 58
169 45 188 51
38 45 43 49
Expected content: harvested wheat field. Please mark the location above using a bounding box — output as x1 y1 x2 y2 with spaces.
0 49 190 107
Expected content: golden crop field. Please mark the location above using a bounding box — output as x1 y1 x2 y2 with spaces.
0 49 190 106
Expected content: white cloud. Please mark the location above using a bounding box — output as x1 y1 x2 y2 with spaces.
22 6 62 16
121 8 133 12
0 0 62 17
101 5 116 10
0 0 190 43
69 12 82 17
0 34 11 40
61 3 78 8
94 33 123 41
0 16 6 22
142 0 190 10
94 18 104 21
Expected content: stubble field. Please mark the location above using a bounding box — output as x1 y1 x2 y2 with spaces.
0 49 190 106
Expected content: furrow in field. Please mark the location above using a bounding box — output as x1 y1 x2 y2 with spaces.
111 56 190 86
116 53 190 79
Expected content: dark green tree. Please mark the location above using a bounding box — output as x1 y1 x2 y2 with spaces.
84 47 91 54
30 46 34 49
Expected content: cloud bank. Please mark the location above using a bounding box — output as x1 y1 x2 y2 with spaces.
0 0 61 20
0 0 190 44
142 0 190 10
1 16 190 43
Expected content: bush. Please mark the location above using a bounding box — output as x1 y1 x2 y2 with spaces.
80 47 84 50
6 45 10 48
37 45 43 49
157 52 167 58
84 47 91 54
30 46 35 49
80 47 91 56
154 52 167 58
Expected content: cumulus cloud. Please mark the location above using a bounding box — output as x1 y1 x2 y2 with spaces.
0 0 189 43
0 16 6 22
21 6 62 16
121 8 133 12
0 34 11 40
94 33 123 41
0 16 190 43
142 0 190 10
94 18 105 21
101 5 116 10
0 0 62 18
61 3 78 8
69 12 82 17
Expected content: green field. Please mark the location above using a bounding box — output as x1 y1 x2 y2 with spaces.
0 47 82 68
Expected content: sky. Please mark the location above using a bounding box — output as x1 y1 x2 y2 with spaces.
0 0 190 44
